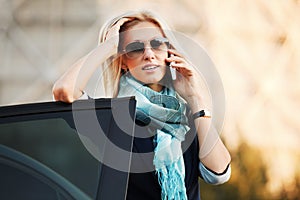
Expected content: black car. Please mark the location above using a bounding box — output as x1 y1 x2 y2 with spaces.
0 97 136 200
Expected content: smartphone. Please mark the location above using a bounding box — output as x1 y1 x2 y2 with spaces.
169 54 176 80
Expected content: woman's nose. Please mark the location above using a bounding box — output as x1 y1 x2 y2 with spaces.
143 46 155 59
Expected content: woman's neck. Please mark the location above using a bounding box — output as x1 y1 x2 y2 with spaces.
147 83 163 92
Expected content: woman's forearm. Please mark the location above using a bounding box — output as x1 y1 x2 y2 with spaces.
187 95 231 173
52 42 115 102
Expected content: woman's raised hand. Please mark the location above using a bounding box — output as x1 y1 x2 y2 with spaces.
165 49 203 103
104 18 131 56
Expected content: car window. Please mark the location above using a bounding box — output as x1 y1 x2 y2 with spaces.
0 97 136 200
0 118 99 198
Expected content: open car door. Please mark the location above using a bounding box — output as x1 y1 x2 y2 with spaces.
0 97 136 200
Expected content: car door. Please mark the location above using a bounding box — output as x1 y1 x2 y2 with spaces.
0 97 136 200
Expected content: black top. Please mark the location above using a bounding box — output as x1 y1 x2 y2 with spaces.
126 117 201 200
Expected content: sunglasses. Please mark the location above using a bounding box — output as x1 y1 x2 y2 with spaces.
122 38 170 59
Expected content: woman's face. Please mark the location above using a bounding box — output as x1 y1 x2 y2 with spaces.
121 21 168 91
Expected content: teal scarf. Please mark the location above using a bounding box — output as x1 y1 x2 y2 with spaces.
118 73 190 200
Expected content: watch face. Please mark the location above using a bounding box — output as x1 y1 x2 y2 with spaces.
193 109 211 119
203 109 212 118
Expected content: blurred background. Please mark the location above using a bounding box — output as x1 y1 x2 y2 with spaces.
0 0 299 199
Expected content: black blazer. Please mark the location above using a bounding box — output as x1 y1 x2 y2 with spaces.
126 119 201 200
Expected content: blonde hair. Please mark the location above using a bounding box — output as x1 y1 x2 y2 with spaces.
98 10 180 97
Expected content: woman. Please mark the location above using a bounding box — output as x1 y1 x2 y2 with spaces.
53 10 231 200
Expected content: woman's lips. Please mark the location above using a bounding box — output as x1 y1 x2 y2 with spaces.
142 64 159 71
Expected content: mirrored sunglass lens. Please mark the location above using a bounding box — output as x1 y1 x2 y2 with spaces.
125 42 144 57
150 38 168 50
